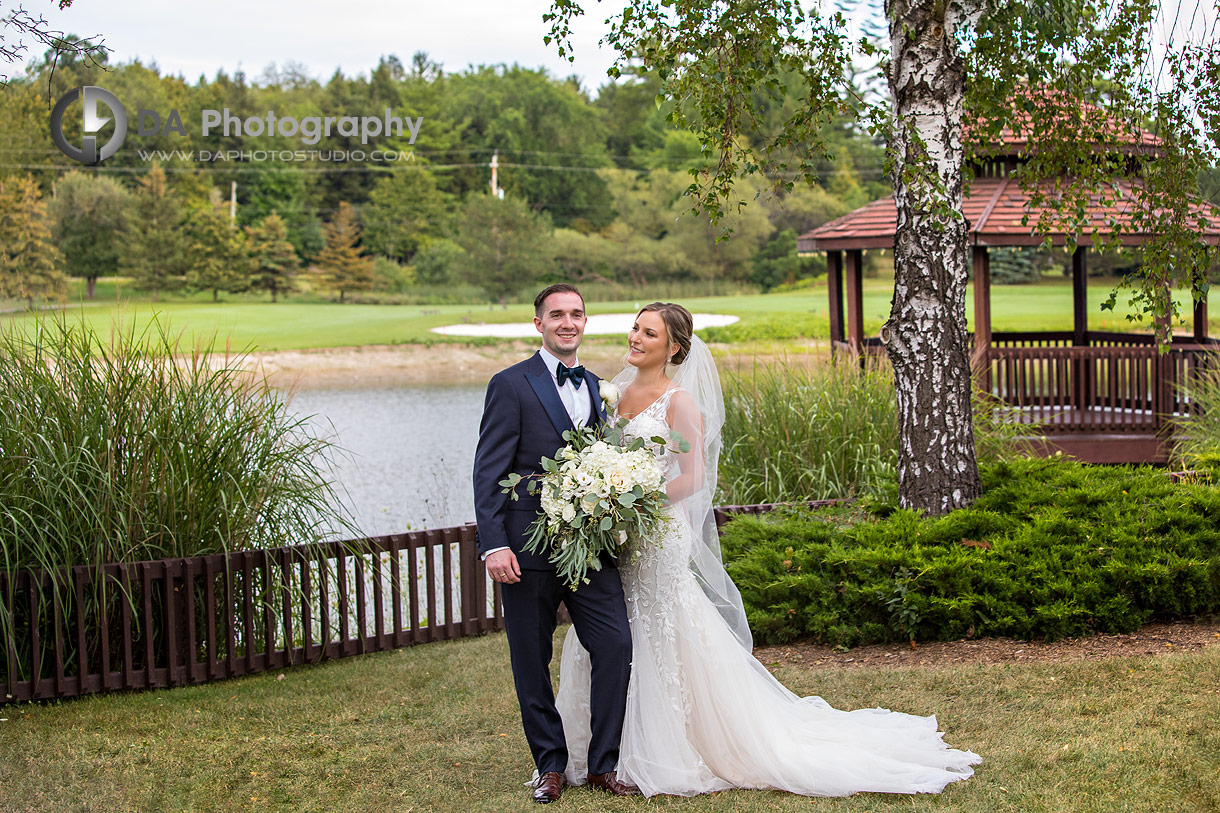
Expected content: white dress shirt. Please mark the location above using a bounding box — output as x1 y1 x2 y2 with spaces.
537 346 591 428
482 349 590 561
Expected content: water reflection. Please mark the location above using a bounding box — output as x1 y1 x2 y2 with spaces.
287 383 486 537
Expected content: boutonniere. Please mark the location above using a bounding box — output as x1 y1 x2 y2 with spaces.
599 381 621 407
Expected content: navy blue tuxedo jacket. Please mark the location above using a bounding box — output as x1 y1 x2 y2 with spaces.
473 351 607 570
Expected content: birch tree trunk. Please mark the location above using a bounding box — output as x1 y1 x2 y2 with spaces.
883 0 983 514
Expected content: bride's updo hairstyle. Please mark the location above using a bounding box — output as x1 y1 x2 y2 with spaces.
639 302 694 364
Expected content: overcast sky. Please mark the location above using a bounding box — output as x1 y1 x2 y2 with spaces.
39 0 1219 96
47 0 621 91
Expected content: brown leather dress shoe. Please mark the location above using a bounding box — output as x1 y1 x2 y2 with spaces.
587 771 641 796
532 771 564 804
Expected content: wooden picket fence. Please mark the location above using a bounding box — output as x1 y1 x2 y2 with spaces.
1 526 495 703
2 502 836 704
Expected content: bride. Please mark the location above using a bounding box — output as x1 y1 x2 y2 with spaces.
555 302 981 797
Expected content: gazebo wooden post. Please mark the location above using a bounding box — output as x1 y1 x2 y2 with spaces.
845 249 865 359
972 246 992 394
1071 247 1090 408
1071 247 1088 345
826 250 845 347
1190 292 1212 413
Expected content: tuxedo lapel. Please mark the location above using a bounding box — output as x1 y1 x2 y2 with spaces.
526 353 574 437
585 374 606 426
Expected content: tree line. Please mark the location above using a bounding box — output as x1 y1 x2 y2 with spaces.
0 47 888 304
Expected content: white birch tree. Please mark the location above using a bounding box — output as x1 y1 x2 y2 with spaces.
547 0 1219 514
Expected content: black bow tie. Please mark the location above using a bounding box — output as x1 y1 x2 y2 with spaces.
556 363 585 389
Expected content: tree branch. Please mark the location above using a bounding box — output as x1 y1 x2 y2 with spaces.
0 3 108 89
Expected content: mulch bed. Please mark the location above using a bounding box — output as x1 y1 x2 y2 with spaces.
753 619 1220 669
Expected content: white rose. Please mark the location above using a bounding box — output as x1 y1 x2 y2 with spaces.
561 503 576 522
606 470 629 490
600 381 621 406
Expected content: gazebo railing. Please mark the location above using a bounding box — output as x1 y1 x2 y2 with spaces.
982 343 1219 433
990 331 1074 349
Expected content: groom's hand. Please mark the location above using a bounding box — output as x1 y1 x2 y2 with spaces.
486 549 521 584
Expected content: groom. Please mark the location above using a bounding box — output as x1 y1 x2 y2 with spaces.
473 283 638 803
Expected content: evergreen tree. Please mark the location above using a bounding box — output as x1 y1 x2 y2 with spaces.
246 213 300 303
123 165 188 301
751 230 801 292
184 200 248 302
0 83 56 186
990 248 1041 286
0 175 63 307
316 202 374 302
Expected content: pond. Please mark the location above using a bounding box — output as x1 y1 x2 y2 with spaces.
287 382 487 538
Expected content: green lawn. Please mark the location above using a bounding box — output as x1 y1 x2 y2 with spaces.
1 630 1215 812
3 275 1208 354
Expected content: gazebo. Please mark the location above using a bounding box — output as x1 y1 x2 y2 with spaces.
798 136 1220 464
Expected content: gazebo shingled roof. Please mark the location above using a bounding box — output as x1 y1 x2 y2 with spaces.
794 141 1220 465
798 175 1220 252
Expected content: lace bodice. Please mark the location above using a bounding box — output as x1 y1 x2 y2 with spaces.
615 386 681 482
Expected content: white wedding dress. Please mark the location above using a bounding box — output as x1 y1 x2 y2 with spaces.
555 385 981 797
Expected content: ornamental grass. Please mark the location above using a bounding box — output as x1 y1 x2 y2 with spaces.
0 316 356 676
718 359 899 504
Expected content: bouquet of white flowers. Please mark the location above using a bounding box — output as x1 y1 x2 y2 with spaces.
500 419 688 589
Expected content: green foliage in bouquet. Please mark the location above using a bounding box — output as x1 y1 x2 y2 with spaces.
501 419 689 589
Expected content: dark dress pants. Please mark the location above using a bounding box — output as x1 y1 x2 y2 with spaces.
500 565 632 776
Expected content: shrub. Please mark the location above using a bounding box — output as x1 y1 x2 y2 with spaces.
721 457 1220 646
371 255 417 293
